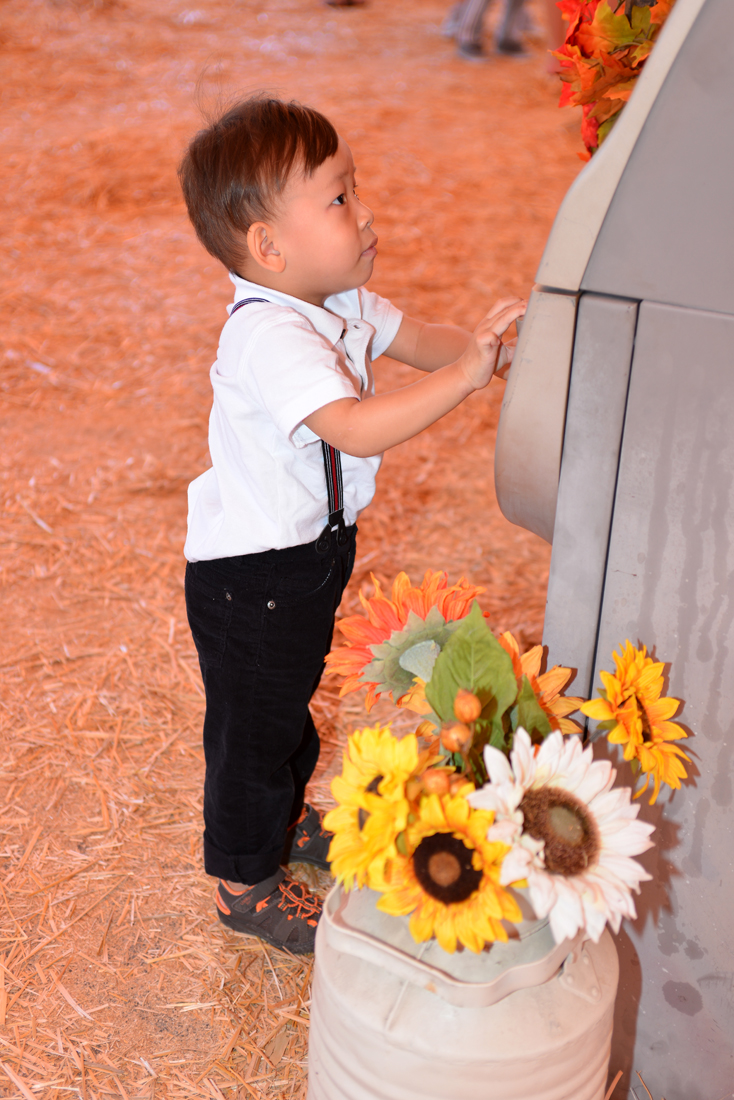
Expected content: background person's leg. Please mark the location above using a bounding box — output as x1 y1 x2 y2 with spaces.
455 0 491 57
495 0 528 54
442 0 467 38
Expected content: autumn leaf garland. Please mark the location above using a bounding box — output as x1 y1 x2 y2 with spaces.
555 0 677 160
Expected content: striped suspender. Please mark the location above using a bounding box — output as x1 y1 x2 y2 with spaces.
230 298 348 553
318 438 348 552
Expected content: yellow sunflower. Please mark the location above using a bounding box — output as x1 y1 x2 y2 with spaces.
499 631 584 734
581 640 690 804
324 724 438 891
374 792 522 953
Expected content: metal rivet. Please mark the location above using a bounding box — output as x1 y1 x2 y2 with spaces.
225 592 232 601
267 600 276 610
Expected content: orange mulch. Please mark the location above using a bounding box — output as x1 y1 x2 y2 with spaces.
0 0 582 1096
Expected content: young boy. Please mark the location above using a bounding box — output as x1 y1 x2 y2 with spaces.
179 96 524 954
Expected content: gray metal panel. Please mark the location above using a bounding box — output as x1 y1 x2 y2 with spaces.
582 0 734 316
543 294 638 697
593 301 734 1100
495 289 578 544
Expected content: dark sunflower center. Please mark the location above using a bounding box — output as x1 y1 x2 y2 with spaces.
520 787 600 876
636 696 653 742
358 774 383 830
412 832 482 904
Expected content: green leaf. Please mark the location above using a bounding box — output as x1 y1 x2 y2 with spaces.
486 720 508 751
398 639 441 682
510 675 553 741
425 602 518 748
359 606 459 700
467 744 488 786
597 110 623 146
592 2 639 48
629 2 652 36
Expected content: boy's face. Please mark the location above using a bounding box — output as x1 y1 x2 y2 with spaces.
251 139 377 306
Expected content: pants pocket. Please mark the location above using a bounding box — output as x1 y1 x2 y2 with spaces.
269 556 337 608
185 563 234 670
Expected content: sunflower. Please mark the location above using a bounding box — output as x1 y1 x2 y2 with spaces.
374 791 522 953
581 640 689 804
324 724 438 891
499 631 584 735
469 728 655 945
324 571 486 710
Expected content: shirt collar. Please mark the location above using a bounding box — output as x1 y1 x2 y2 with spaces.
229 273 347 346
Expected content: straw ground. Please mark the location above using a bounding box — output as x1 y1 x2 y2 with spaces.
1 0 583 1095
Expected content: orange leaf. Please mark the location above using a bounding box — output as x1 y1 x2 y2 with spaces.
576 1 639 56
650 0 675 24
589 98 626 124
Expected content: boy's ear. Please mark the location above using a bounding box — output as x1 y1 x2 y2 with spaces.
246 222 286 274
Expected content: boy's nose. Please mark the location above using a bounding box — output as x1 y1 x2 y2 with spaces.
359 200 374 229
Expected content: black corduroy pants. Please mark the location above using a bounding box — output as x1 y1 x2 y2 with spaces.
184 526 356 886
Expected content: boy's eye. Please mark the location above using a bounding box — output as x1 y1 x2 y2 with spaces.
332 193 347 206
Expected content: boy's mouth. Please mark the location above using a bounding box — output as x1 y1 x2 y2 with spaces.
362 236 378 259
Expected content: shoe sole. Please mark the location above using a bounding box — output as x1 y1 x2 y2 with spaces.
216 906 316 955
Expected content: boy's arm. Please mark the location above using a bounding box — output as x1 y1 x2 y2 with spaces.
304 297 525 458
383 315 473 372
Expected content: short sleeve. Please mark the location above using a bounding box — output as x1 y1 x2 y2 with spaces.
240 310 360 442
357 287 403 359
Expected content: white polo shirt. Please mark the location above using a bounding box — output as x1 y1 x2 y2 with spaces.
184 275 403 561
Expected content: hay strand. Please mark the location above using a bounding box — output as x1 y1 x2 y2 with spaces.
0 0 580 1095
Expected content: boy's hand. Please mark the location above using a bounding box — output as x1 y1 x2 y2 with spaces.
458 298 526 391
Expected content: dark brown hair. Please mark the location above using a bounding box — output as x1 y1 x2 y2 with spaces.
178 96 339 273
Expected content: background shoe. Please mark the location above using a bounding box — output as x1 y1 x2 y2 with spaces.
456 42 486 61
496 37 527 55
283 803 333 870
216 870 322 954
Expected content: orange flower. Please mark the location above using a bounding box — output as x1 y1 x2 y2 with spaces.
325 571 485 710
498 631 584 735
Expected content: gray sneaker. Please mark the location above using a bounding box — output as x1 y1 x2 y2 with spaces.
283 803 333 870
215 869 322 954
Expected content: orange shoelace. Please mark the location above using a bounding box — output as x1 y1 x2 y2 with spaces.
276 880 321 921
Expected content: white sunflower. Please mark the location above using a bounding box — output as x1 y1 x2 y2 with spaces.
468 728 655 944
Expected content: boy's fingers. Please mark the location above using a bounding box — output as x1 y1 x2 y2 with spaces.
484 296 523 315
477 303 528 341
477 298 527 338
473 329 502 356
486 300 526 328
484 296 525 319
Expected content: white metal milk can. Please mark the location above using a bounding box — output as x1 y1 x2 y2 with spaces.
308 884 618 1100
